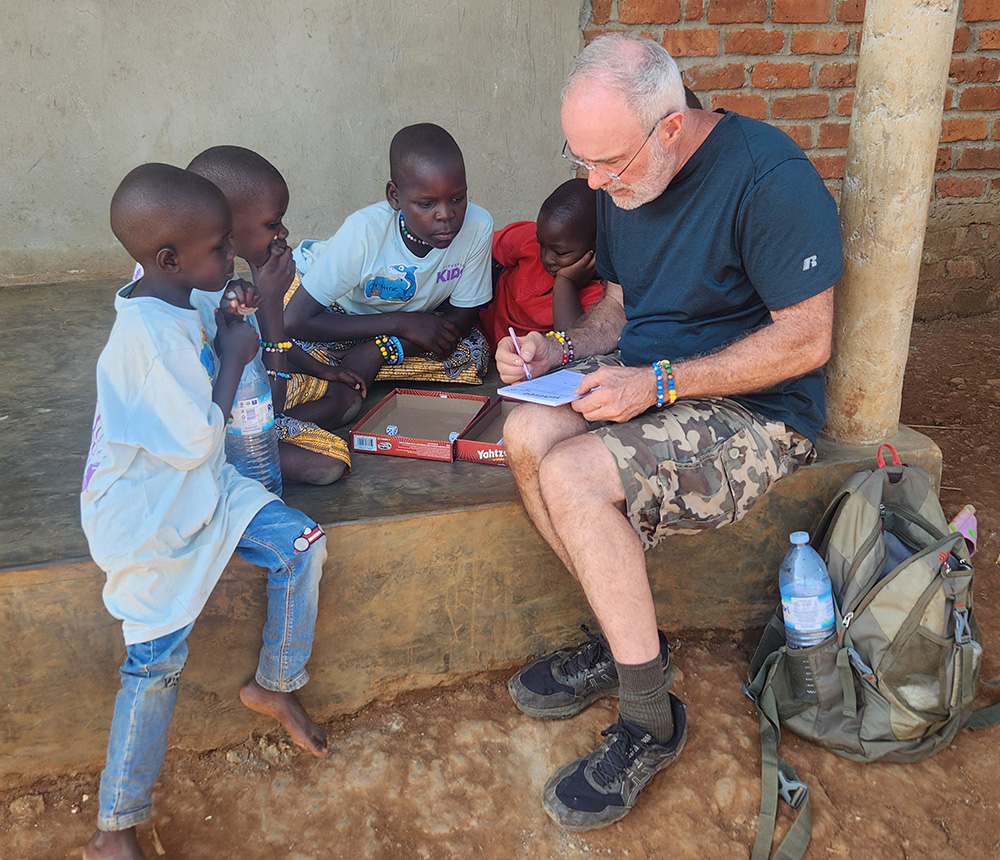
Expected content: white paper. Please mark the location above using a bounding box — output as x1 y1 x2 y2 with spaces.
497 370 587 406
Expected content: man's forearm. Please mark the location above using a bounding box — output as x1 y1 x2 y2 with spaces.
672 287 834 399
565 283 626 360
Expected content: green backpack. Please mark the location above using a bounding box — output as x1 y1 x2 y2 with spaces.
745 445 1000 860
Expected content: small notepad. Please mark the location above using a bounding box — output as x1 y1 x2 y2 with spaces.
497 370 587 406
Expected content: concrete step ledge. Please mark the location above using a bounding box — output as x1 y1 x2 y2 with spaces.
0 426 940 789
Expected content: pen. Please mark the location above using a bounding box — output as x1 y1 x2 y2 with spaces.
508 327 533 380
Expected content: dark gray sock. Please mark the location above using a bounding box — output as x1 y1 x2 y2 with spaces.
617 655 674 743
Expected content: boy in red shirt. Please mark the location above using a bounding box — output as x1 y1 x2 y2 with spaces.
479 178 604 352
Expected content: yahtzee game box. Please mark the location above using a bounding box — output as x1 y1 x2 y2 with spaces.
455 398 518 467
349 389 490 462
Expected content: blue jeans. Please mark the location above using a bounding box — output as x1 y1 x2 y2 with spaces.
97 500 326 831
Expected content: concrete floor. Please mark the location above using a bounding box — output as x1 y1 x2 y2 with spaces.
0 278 521 570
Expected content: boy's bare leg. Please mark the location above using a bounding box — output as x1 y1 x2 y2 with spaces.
239 679 329 758
285 383 364 431
286 342 384 431
84 827 146 860
277 441 348 486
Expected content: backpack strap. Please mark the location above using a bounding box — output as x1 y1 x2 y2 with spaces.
965 673 1000 730
811 470 870 559
746 647 812 860
966 702 1000 730
876 443 902 468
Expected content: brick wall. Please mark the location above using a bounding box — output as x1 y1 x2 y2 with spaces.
582 0 1000 318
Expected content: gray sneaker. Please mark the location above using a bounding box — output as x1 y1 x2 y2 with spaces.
542 693 687 831
507 626 673 720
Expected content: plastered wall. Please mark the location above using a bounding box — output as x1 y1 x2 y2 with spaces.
2 0 582 282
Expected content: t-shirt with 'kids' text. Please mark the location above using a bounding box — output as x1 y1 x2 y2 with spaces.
293 201 493 316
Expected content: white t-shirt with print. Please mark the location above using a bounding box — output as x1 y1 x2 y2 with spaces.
293 200 493 315
81 283 276 645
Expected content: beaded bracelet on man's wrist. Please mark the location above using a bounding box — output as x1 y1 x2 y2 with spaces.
651 359 677 408
545 330 574 366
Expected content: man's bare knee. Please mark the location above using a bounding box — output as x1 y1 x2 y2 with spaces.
504 403 587 467
538 435 625 514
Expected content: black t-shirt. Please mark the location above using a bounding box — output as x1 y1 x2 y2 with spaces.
596 110 843 441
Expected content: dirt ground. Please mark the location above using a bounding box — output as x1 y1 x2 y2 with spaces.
5 312 1000 860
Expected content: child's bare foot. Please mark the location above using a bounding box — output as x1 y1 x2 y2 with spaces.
239 679 329 758
83 827 147 860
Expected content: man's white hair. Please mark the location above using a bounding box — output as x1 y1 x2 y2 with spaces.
563 34 687 129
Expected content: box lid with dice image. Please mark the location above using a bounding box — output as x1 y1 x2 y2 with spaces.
349 388 490 462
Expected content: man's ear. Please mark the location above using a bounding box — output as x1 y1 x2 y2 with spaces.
658 111 685 146
385 180 400 211
155 246 179 272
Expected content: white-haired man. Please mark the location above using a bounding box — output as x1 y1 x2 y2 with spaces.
497 34 842 830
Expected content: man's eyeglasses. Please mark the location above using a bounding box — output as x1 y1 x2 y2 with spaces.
561 112 676 181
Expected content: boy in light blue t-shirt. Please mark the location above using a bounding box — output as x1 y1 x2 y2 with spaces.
284 123 493 429
82 164 330 860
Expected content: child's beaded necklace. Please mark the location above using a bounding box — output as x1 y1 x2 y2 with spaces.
398 212 432 248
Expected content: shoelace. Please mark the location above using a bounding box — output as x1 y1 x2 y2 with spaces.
591 722 643 788
554 625 610 681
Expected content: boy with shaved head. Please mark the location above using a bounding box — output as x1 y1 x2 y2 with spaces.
186 145 366 485
82 164 330 860
284 123 493 428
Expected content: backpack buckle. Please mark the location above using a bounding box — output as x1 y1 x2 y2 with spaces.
954 606 971 643
847 647 876 682
777 770 808 808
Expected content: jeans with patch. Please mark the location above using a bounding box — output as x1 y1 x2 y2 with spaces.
97 500 326 831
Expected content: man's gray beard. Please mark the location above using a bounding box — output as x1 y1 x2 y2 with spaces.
606 146 673 210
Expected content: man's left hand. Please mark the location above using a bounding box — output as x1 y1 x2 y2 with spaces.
571 365 658 423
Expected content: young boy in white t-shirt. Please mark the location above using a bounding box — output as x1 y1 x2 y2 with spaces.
81 164 330 860
284 123 493 429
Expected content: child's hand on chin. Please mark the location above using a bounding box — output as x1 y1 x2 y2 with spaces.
220 278 261 317
254 239 296 301
558 249 597 288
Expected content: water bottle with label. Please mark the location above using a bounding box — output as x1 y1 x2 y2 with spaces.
225 352 282 496
779 531 836 700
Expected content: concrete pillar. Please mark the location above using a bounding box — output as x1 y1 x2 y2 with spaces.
824 0 960 445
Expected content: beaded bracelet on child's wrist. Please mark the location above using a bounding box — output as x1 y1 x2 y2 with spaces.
265 369 293 380
260 340 292 353
651 359 677 408
374 334 404 366
545 330 574 366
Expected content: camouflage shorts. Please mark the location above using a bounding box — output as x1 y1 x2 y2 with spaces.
573 353 815 550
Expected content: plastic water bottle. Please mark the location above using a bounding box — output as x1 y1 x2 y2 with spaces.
779 531 836 700
225 353 282 495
